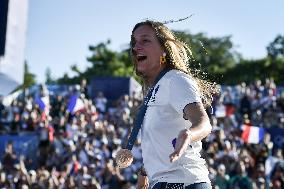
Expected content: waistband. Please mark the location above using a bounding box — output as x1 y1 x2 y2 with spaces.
152 182 184 189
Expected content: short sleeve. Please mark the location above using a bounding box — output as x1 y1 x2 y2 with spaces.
169 73 201 115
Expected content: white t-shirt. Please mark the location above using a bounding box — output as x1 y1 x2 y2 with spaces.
141 70 210 186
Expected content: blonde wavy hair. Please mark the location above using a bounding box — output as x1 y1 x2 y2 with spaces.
130 20 219 107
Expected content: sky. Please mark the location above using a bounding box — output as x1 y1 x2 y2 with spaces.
25 0 284 83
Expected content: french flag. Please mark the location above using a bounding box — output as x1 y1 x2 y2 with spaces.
35 96 50 114
241 125 265 144
35 96 50 121
35 96 49 111
67 94 85 114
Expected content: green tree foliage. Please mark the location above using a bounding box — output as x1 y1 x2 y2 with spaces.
175 31 238 74
267 35 284 59
57 40 134 84
175 31 284 85
174 31 240 84
223 58 284 85
70 64 82 76
45 67 56 84
22 61 36 89
85 41 133 77
55 33 284 86
223 35 284 85
57 73 73 84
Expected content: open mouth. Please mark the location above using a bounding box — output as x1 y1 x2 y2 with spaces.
137 55 147 62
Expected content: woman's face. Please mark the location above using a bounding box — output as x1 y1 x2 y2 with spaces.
131 24 165 78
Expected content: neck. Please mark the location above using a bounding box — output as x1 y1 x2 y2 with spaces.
143 65 166 87
144 77 155 88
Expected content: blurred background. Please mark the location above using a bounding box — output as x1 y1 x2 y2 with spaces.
0 0 284 188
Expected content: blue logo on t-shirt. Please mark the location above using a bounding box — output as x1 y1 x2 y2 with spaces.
150 85 160 103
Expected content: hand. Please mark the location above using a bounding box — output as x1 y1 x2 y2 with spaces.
136 174 149 189
169 129 192 162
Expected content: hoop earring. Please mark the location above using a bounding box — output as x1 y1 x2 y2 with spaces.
160 52 166 64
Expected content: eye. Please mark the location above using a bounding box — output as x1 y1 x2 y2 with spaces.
142 39 150 44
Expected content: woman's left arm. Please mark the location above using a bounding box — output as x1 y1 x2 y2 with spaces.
169 102 212 162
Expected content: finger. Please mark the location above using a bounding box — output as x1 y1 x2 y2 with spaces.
169 154 179 162
169 150 180 162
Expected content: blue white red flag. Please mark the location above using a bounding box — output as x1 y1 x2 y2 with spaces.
35 96 49 112
67 94 85 114
241 125 265 144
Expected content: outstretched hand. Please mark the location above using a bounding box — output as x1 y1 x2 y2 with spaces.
169 129 192 162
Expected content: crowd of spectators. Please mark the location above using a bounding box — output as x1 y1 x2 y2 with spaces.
0 78 283 189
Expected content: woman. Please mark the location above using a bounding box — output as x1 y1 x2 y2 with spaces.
130 20 218 189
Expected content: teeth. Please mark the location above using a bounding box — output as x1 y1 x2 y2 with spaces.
137 54 147 62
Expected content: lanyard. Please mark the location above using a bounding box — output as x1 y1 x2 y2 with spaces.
125 68 170 150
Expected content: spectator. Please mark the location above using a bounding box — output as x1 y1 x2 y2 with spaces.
0 78 283 188
2 141 18 174
228 161 253 189
95 91 107 114
214 164 229 189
